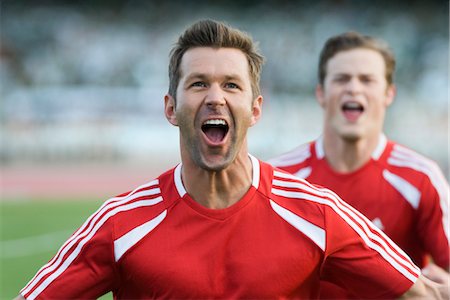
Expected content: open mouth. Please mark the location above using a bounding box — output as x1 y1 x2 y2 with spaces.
342 102 364 112
201 119 229 143
342 102 364 121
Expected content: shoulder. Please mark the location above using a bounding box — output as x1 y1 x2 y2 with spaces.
92 166 179 240
384 141 449 195
93 178 167 240
266 141 315 169
269 168 346 224
386 142 442 175
105 169 180 262
268 168 392 253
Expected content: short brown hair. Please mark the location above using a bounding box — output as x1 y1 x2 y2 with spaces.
168 19 265 100
318 31 396 85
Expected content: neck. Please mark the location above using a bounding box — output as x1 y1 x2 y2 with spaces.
322 132 381 173
181 153 253 209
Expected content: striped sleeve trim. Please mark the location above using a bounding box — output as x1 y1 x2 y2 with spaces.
270 200 326 250
21 179 163 300
272 170 421 283
267 143 311 167
383 170 421 209
389 145 450 242
114 210 167 262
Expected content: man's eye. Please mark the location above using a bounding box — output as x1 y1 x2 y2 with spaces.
225 83 238 89
192 82 206 87
360 77 374 84
334 76 349 83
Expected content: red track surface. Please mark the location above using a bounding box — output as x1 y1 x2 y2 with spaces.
1 162 176 201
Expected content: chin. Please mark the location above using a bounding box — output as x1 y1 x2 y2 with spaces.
198 155 234 172
201 162 231 172
340 132 362 142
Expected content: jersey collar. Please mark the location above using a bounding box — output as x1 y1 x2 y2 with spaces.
315 133 388 161
173 154 261 198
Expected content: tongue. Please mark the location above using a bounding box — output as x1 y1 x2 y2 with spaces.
343 110 361 122
204 127 226 143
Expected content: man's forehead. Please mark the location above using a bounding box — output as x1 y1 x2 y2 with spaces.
327 48 386 75
179 47 250 79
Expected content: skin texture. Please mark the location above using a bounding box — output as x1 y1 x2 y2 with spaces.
164 47 262 209
316 48 395 172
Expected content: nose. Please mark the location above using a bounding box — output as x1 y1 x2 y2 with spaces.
345 77 363 94
204 83 226 107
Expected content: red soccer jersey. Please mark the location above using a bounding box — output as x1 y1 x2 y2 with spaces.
269 135 449 298
21 155 419 299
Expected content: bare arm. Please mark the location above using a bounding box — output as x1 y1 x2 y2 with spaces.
399 274 449 299
421 262 450 284
14 295 26 300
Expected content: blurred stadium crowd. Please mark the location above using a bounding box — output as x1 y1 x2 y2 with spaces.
1 1 448 178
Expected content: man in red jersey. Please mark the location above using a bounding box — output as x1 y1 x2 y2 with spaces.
268 31 449 298
17 22 446 299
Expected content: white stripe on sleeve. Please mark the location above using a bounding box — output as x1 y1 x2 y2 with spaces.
270 200 325 250
114 210 167 261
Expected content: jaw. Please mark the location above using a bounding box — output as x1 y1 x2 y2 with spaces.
189 127 250 173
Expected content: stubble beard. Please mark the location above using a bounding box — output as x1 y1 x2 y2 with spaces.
193 137 237 172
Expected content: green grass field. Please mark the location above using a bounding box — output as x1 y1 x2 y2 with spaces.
0 199 113 299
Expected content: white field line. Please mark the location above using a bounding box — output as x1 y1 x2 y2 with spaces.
0 230 73 258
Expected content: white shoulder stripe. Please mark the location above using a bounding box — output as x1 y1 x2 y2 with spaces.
21 180 161 299
114 210 167 261
270 200 325 250
26 197 163 300
294 167 312 179
267 144 311 167
272 175 420 282
274 170 305 181
273 176 417 264
383 170 421 209
271 186 419 283
389 147 450 242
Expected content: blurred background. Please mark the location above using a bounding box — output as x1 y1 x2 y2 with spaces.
0 0 448 297
1 0 449 199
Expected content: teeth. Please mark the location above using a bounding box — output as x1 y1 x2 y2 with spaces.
203 119 227 126
344 102 360 108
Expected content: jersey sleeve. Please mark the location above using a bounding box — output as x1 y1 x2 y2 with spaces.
416 173 450 269
320 189 421 298
20 207 118 300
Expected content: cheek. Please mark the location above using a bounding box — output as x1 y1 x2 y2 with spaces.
323 99 340 116
243 104 257 125
175 106 193 129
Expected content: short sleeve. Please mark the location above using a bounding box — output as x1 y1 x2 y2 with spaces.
320 201 420 298
416 175 450 269
20 213 117 299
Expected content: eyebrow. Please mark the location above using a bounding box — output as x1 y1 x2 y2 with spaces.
184 73 208 81
185 73 245 82
332 72 377 78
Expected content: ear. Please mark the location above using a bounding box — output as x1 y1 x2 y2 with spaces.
250 95 263 126
164 94 178 126
315 84 326 108
385 84 396 107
